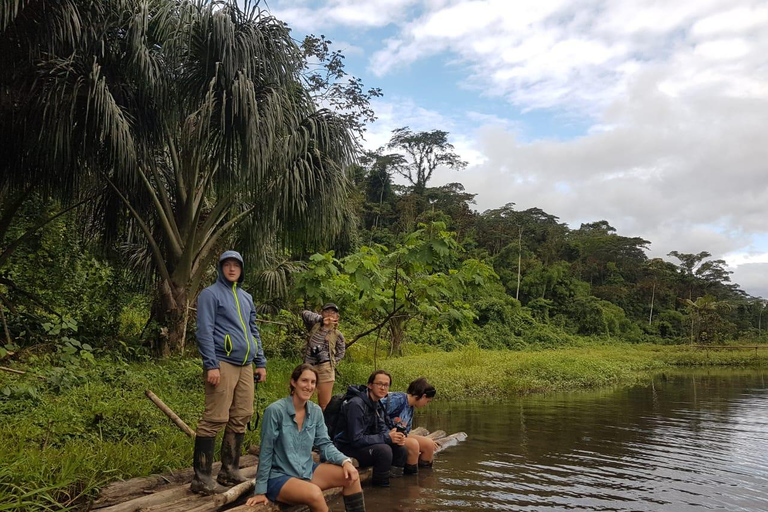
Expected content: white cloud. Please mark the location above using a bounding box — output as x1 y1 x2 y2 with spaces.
267 0 419 31
265 0 768 296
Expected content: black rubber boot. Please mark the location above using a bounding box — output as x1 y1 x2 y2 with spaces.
389 465 404 478
343 491 367 512
217 429 247 486
404 463 418 475
371 476 390 487
418 459 433 468
190 436 217 495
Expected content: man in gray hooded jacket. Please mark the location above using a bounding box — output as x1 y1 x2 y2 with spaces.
191 250 267 494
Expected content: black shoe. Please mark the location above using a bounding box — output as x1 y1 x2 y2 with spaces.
217 429 247 486
389 465 404 478
418 459 433 468
190 436 217 495
404 463 418 475
371 478 390 487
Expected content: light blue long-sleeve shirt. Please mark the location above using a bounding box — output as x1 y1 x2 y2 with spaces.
254 397 348 495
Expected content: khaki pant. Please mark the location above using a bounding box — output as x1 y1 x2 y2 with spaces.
196 361 254 437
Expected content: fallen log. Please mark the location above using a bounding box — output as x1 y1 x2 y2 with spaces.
94 428 466 512
92 455 258 508
226 469 373 512
224 429 464 512
426 430 446 440
435 432 467 451
145 389 196 438
94 466 258 512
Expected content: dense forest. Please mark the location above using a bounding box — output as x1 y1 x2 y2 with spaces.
1 0 765 380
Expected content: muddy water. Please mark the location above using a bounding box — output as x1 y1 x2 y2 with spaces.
357 370 768 511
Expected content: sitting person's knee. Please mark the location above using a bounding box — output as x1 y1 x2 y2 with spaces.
306 485 325 506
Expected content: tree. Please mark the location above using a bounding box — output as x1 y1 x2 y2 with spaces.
680 295 733 344
294 222 497 355
668 251 732 299
3 1 370 356
386 127 467 195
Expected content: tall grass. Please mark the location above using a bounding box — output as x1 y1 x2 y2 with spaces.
0 343 765 510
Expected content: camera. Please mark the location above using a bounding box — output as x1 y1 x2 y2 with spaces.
395 425 407 434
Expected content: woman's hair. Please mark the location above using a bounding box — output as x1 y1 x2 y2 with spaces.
289 363 319 395
367 369 393 386
407 377 436 398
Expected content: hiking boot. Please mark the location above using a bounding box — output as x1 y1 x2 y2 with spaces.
418 459 433 468
389 465 404 478
190 436 217 495
404 463 418 475
217 429 247 486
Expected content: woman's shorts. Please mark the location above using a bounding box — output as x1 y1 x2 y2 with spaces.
265 463 320 502
312 361 335 384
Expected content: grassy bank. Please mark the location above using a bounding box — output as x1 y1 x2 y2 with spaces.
0 343 765 511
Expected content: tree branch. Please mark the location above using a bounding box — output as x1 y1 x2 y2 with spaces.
102 173 173 285
136 166 183 261
346 305 405 348
0 193 99 269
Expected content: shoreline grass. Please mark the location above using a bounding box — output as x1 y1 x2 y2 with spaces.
0 343 765 511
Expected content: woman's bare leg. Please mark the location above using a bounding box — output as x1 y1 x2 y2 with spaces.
311 462 362 496
404 436 420 464
275 478 328 512
316 381 334 410
412 434 436 463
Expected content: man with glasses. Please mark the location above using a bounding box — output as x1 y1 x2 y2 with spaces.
333 370 407 487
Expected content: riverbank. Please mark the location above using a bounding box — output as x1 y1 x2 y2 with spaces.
0 342 765 511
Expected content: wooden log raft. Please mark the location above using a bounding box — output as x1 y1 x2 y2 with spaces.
91 428 466 512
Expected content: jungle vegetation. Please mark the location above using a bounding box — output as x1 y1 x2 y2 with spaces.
1 2 767 510
1 0 765 373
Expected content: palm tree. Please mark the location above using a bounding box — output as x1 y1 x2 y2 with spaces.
681 295 732 344
3 0 358 356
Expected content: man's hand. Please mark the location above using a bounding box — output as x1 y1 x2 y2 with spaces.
389 428 406 446
342 460 359 481
206 368 221 386
255 367 267 383
246 494 269 506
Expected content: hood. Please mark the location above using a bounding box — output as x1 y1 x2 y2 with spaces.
346 384 373 405
218 250 245 285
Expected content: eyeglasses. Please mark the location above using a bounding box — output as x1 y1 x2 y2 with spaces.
372 381 390 388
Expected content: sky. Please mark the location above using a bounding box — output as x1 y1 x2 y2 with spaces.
262 0 768 299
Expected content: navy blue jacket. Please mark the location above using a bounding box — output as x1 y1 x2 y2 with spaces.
196 251 266 370
335 385 391 449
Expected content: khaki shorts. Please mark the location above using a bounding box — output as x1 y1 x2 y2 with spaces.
312 361 335 384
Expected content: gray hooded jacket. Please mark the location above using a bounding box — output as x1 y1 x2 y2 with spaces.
195 251 266 370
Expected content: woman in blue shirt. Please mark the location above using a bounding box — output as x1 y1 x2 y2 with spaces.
381 377 437 474
247 364 365 512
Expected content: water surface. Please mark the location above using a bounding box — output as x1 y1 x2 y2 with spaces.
360 370 768 511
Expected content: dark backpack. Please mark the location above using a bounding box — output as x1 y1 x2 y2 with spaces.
323 392 347 440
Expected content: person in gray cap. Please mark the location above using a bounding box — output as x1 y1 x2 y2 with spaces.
301 303 346 409
191 250 267 494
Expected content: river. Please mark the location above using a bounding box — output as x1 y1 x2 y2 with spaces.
359 370 768 511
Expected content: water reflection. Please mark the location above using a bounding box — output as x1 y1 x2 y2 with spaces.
360 370 768 512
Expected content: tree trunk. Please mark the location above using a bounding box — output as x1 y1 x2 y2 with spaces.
152 279 190 357
389 315 406 356
648 282 656 325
